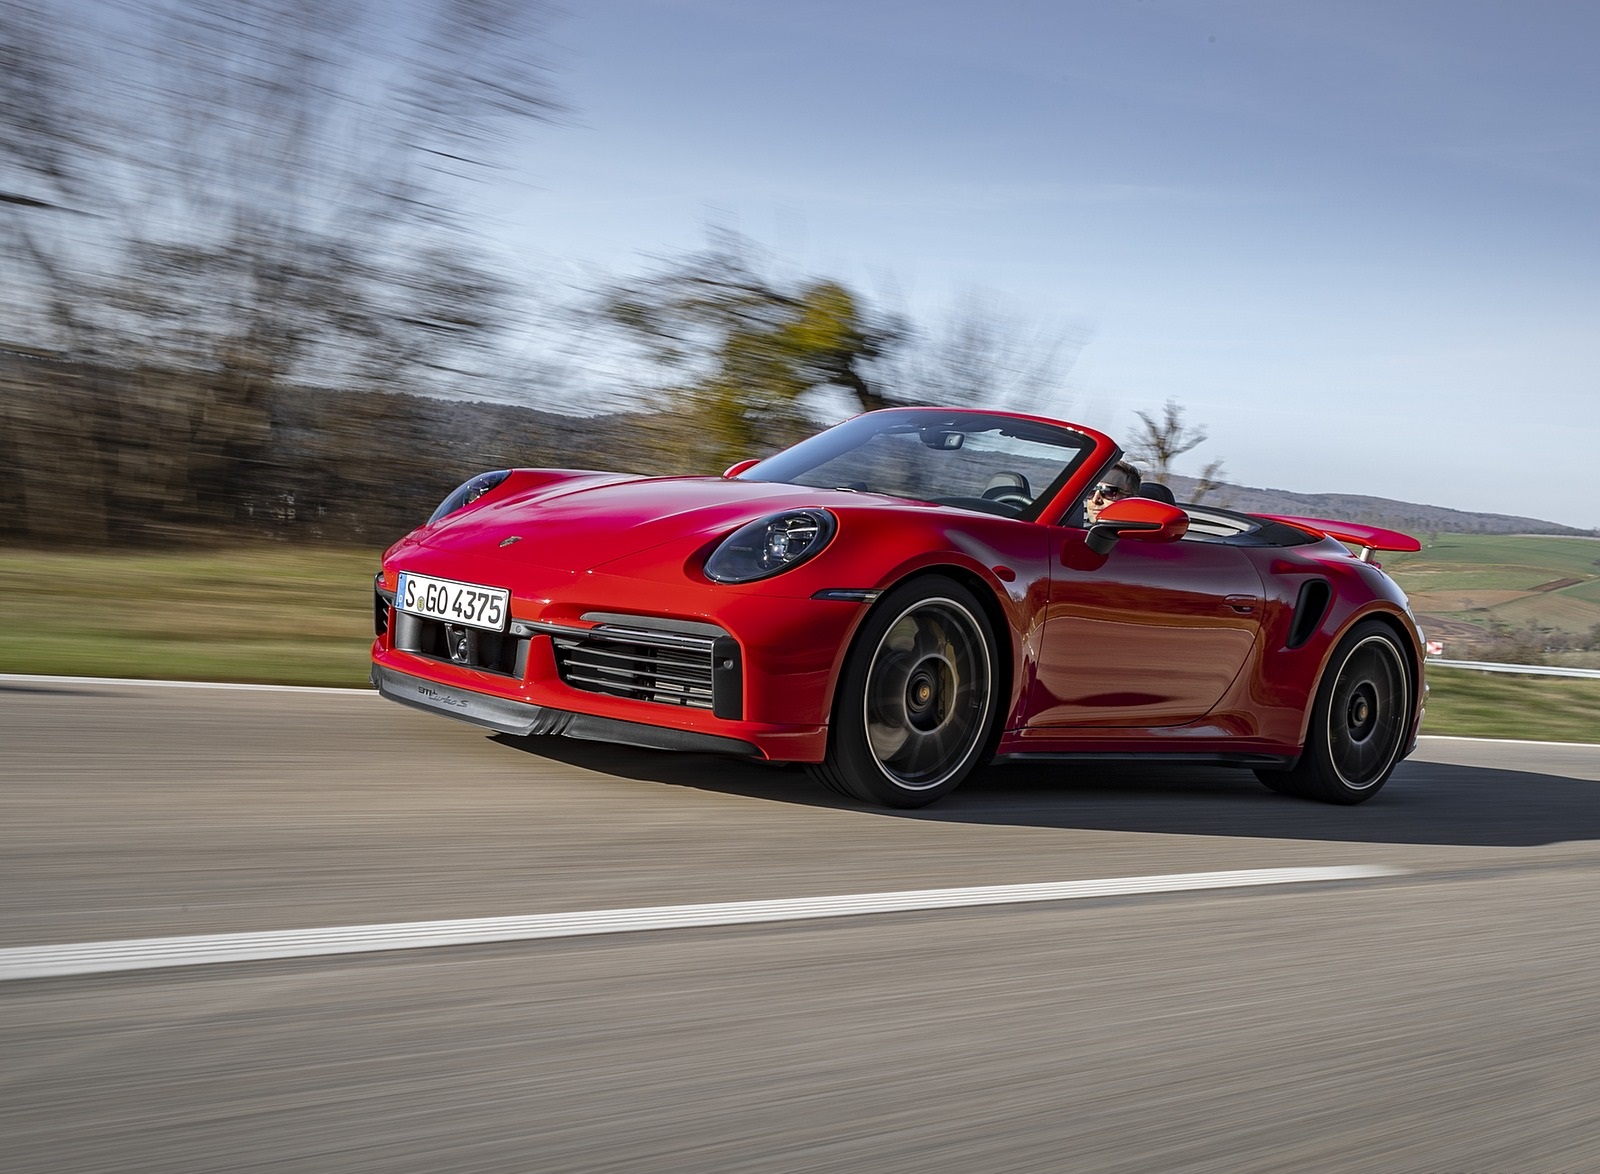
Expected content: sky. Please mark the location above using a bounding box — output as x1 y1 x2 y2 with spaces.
480 1 1600 527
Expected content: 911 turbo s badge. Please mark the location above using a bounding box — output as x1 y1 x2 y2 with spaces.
416 683 468 708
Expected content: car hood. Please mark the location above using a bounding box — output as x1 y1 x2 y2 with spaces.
417 474 873 572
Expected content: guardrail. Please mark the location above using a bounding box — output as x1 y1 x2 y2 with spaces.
1428 658 1600 679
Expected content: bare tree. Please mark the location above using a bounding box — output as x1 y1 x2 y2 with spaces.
0 0 105 343
1127 398 1228 503
1186 455 1229 503
0 0 559 540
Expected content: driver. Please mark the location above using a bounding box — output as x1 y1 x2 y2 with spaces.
1084 460 1142 524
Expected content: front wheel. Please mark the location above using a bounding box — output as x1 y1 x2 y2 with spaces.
1257 620 1412 804
810 576 999 808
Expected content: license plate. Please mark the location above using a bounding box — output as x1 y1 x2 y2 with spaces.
395 572 509 632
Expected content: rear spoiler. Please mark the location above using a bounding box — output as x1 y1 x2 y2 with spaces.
1255 514 1421 563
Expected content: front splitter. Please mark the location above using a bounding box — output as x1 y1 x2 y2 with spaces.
370 663 761 757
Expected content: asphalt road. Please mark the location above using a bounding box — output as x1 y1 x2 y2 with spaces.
3 678 1599 1173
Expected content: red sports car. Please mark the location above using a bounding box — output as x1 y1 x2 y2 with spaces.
371 407 1425 807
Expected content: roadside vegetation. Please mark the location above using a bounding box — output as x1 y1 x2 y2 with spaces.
1421 666 1600 745
4 545 1599 744
0 547 379 688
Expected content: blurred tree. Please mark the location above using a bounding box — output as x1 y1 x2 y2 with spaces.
594 235 1092 472
1127 398 1228 503
596 233 907 470
0 0 558 540
882 292 1090 419
0 0 98 344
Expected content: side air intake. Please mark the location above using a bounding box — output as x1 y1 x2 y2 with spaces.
1287 579 1332 649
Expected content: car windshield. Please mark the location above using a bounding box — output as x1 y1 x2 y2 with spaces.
738 410 1096 519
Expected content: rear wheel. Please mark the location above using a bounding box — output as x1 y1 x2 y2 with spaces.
810 576 998 808
1256 620 1412 804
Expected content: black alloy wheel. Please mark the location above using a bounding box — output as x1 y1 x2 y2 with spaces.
811 575 999 808
1257 620 1412 804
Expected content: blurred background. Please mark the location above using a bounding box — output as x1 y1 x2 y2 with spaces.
3 0 1598 684
1 0 1111 549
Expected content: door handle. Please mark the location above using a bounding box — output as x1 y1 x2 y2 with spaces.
1225 595 1257 615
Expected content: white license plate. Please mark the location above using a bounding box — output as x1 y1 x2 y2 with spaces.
395 572 509 632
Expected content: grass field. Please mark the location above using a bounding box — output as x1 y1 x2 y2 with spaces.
3 543 1599 743
1382 532 1600 659
1422 666 1600 744
1386 533 1600 582
0 546 381 688
1385 534 1600 599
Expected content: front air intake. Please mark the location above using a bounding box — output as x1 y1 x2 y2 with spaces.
553 625 739 715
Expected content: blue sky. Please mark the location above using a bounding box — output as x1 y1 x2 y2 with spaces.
481 0 1599 528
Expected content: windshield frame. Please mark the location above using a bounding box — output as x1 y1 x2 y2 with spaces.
737 408 1112 524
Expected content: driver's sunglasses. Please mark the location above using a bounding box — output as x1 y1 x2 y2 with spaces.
1089 482 1127 500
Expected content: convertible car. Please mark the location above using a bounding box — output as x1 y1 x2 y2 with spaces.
371 407 1425 807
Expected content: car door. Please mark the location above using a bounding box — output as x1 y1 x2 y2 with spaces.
1028 531 1266 727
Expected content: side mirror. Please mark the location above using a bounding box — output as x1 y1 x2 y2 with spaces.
722 458 761 479
1085 498 1189 555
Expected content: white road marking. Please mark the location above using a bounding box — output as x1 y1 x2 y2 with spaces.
0 867 1398 981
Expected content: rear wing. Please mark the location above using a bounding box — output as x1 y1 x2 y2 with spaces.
1254 514 1421 564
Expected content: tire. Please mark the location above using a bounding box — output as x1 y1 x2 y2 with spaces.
810 575 999 808
1256 620 1412 804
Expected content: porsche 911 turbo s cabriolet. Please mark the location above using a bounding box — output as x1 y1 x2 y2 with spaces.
371 407 1425 808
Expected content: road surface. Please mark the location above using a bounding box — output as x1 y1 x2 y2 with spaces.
3 678 1597 1172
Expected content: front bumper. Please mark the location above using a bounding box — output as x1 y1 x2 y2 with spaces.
371 663 763 756
370 569 855 762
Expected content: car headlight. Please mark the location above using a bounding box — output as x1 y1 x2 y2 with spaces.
428 470 510 525
705 509 837 583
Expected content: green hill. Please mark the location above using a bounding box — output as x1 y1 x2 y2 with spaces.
1382 534 1600 664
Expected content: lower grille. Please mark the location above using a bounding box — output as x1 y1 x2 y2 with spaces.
553 624 741 718
392 612 530 678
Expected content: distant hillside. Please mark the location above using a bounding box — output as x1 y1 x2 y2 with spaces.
1379 533 1600 665
1161 474 1594 538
